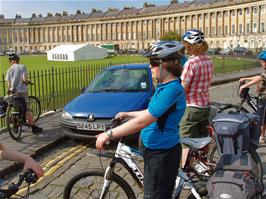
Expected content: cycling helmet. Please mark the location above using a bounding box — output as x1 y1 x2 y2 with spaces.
257 51 266 61
142 40 185 60
8 52 20 61
182 29 205 44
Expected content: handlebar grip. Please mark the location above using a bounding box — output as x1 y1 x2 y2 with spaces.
25 169 38 184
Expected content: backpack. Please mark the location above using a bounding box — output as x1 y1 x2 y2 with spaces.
0 98 8 118
213 112 250 155
207 154 259 199
212 112 260 155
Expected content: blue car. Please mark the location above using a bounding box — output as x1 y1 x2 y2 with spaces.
60 64 153 140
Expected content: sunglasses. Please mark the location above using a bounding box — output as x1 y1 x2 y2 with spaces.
149 61 161 68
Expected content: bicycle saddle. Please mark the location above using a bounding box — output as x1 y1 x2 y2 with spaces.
181 137 212 149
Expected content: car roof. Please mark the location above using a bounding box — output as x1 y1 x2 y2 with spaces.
105 63 150 70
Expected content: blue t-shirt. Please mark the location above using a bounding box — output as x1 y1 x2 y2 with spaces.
140 79 186 149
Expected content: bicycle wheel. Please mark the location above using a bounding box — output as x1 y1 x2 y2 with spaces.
63 169 136 199
249 148 264 184
28 96 41 123
187 187 208 199
6 105 22 141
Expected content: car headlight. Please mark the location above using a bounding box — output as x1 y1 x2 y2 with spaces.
61 110 73 120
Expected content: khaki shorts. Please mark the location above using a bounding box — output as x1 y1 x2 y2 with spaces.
180 106 210 138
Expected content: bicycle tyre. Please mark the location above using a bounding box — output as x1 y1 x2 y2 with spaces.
249 147 264 184
63 169 136 199
186 187 208 199
28 96 41 123
6 105 22 141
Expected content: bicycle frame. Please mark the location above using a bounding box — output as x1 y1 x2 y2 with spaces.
97 137 206 199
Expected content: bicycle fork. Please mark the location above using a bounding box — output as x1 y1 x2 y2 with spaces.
172 169 202 199
99 166 114 199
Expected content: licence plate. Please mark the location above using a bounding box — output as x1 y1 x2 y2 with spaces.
77 123 105 131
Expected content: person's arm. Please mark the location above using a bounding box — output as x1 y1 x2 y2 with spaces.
181 81 189 93
0 143 44 178
239 75 262 93
239 75 259 82
96 110 156 150
115 110 147 119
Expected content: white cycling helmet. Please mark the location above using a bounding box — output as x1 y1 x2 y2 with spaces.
182 29 205 44
143 40 185 60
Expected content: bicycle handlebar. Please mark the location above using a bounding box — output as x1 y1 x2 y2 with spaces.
0 169 38 198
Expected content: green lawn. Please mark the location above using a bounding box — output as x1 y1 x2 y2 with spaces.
0 55 147 74
0 54 259 75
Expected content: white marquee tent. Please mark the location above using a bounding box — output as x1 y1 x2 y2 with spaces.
47 44 108 61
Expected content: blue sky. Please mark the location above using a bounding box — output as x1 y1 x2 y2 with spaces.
0 0 191 19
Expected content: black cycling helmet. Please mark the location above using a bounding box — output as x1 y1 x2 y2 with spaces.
8 52 20 61
142 40 185 60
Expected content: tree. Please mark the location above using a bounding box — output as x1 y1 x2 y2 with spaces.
159 31 181 41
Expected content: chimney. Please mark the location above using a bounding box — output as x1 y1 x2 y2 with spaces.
170 0 178 4
143 3 155 8
32 13 36 18
47 12 53 17
0 15 4 20
108 8 118 11
62 11 68 16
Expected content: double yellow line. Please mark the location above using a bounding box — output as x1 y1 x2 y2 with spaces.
16 143 89 196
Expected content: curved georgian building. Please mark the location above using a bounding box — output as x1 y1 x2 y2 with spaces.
0 0 265 52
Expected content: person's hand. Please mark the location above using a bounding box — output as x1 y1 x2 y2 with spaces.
95 133 110 150
115 112 128 120
239 85 246 94
23 156 44 178
239 78 246 83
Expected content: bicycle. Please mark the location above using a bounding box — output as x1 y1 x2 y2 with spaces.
0 170 38 199
208 81 264 192
1 88 41 141
63 119 217 199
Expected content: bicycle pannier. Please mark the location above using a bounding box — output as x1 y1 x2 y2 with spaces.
13 96 27 116
0 98 8 118
212 113 250 155
207 154 258 199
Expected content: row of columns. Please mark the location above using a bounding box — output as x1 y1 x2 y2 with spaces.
0 5 264 46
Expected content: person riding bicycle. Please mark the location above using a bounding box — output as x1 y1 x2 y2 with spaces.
96 40 186 199
0 142 44 178
180 29 214 167
239 51 266 143
5 53 42 133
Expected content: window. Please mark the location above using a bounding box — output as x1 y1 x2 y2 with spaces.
231 10 235 16
232 24 235 34
246 23 250 33
239 24 242 34
239 9 242 16
253 22 257 32
262 6 265 13
253 7 257 14
246 8 250 15
212 26 215 35
218 26 222 34
225 25 228 34
262 22 265 32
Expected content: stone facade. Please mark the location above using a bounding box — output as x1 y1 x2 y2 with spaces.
0 0 265 52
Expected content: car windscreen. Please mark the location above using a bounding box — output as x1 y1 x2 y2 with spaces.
87 68 150 93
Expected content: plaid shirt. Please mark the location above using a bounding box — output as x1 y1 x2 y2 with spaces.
181 54 213 107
